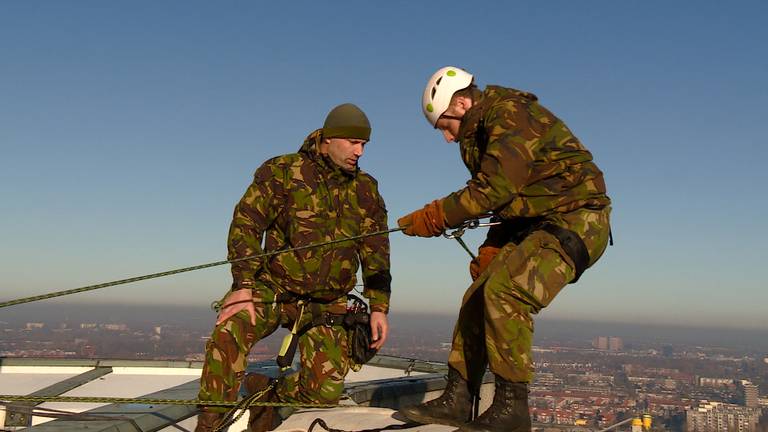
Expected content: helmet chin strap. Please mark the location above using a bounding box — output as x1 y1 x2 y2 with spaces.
440 114 464 121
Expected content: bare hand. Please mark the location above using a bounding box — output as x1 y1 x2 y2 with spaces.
216 289 256 326
369 311 389 350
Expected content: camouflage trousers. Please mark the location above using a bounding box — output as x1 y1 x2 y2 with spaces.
448 207 611 386
197 296 351 411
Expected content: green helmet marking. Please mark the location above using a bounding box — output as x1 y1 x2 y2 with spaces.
447 70 456 77
426 103 434 112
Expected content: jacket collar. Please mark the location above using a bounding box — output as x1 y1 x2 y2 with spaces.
299 129 358 180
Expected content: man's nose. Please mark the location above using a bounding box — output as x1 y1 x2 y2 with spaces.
354 144 364 157
442 130 454 143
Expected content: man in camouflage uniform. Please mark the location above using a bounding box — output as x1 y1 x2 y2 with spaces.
196 103 392 432
398 67 611 432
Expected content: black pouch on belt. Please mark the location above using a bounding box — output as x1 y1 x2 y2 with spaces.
345 294 377 366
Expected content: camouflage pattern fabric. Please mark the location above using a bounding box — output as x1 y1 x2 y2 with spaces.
199 129 390 410
198 295 351 410
448 207 611 385
441 86 610 227
228 128 391 312
438 86 612 386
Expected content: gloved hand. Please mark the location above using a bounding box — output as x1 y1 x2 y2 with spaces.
216 289 256 326
469 245 501 280
397 200 446 237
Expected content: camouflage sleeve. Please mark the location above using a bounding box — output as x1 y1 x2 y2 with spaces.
357 177 392 314
441 102 534 227
228 161 282 291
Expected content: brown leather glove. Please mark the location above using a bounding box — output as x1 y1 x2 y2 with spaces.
397 200 446 237
469 245 501 280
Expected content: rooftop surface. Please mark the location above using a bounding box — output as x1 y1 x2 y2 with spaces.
0 356 470 431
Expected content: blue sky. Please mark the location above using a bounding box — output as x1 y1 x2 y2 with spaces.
1 1 766 329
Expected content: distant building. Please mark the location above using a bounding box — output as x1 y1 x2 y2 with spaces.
686 401 760 432
739 380 759 408
592 336 623 351
608 337 623 351
25 322 45 330
593 336 608 350
699 377 735 388
101 324 128 331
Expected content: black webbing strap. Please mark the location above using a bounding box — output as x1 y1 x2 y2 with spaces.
275 296 350 370
275 312 347 369
540 223 590 283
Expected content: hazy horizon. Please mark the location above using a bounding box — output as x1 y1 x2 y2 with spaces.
3 302 767 353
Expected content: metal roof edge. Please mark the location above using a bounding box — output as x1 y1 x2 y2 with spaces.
0 357 204 369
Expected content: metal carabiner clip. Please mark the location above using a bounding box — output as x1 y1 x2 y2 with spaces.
442 218 502 259
443 219 479 240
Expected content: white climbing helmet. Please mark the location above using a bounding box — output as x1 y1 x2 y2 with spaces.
421 66 474 127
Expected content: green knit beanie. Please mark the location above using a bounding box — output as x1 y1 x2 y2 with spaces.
322 103 371 140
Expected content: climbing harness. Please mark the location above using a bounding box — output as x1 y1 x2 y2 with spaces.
273 294 376 373
539 222 590 283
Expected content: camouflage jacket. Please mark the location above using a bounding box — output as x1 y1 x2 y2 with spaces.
227 129 391 313
441 85 611 227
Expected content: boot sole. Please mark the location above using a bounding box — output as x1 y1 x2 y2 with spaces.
400 408 467 428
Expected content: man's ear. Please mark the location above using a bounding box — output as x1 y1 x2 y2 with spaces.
319 138 330 153
457 95 472 111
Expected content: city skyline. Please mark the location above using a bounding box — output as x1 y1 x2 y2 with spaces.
1 2 767 329
3 301 766 430
3 302 768 353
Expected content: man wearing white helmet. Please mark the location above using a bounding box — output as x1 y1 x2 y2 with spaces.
398 67 612 431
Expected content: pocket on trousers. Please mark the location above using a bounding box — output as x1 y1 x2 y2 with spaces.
503 231 575 311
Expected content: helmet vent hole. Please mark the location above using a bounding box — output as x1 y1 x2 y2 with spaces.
431 87 437 98
435 77 442 85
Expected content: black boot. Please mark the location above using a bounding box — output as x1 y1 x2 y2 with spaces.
400 367 474 427
244 372 278 432
455 376 531 432
194 410 225 432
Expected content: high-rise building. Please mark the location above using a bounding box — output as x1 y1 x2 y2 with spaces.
686 401 760 432
608 337 623 351
592 336 623 351
739 380 759 408
593 336 609 350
